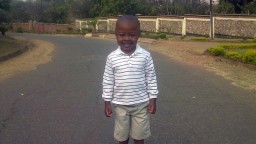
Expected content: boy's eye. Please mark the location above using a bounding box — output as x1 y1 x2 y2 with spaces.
130 33 136 37
118 32 137 37
119 33 125 36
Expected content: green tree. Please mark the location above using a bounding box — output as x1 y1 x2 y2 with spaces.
10 1 33 22
219 0 254 13
214 1 236 14
69 0 96 18
87 18 98 33
43 4 70 23
243 0 256 14
0 0 10 11
0 0 11 35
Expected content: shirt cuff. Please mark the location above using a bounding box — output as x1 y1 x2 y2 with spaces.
149 94 157 99
103 98 112 101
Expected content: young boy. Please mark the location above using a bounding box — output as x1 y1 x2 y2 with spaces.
102 15 159 144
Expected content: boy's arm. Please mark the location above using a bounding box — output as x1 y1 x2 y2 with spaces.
145 55 159 114
102 57 114 117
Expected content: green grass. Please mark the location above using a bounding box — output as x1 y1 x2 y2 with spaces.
0 36 25 57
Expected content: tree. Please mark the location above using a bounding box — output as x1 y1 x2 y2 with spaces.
0 0 10 11
10 1 34 22
214 1 235 14
43 4 70 23
219 0 254 13
243 0 256 14
87 18 99 33
0 0 11 35
69 0 96 18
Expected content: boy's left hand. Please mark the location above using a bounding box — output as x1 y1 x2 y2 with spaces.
148 98 156 114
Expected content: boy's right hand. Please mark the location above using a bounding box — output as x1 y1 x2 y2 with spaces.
104 101 112 117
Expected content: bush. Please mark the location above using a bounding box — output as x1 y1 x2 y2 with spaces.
67 27 73 31
242 49 256 64
81 28 93 33
224 51 242 60
220 43 256 49
0 23 11 35
208 47 225 56
159 33 167 39
16 27 23 33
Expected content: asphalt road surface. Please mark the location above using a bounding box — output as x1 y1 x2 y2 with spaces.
0 33 256 144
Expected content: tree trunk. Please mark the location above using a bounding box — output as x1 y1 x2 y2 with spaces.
1 31 6 36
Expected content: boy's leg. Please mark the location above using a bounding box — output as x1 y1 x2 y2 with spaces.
114 105 131 142
130 102 151 141
119 138 129 144
134 139 144 144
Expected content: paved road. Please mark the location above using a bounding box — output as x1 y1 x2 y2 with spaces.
0 33 256 144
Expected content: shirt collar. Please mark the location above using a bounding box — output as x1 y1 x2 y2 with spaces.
116 44 143 56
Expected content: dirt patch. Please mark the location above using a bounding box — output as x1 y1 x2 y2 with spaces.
149 40 256 92
0 40 54 81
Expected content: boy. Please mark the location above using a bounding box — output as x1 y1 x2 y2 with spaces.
102 15 159 144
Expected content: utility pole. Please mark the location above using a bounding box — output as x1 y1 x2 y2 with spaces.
166 0 169 15
210 0 214 39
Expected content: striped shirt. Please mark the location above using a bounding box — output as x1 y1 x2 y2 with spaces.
102 44 158 105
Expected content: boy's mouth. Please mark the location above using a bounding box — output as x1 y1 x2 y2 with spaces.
123 43 132 47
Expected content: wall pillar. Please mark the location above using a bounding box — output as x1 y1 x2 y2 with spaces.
182 18 186 36
79 21 82 32
156 18 159 32
213 16 215 39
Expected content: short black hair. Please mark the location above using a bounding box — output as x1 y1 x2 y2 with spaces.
116 15 140 28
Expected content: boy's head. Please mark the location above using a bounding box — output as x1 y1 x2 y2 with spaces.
115 15 140 55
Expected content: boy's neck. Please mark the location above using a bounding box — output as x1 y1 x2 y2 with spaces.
122 48 136 56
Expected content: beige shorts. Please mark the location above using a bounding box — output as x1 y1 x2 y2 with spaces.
113 102 150 142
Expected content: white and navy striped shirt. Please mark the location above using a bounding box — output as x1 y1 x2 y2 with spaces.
102 44 158 105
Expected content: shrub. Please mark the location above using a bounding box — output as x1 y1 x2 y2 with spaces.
220 43 256 49
224 51 242 60
208 47 225 56
159 33 167 39
16 27 23 33
67 27 73 31
56 29 61 33
81 28 93 33
242 49 256 64
0 23 11 35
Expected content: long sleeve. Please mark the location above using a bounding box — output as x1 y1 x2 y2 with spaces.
145 55 159 99
102 57 114 101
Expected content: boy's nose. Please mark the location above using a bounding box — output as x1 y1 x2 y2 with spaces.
124 35 131 40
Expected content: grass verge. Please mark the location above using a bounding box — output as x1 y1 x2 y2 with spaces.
207 43 256 65
0 36 27 59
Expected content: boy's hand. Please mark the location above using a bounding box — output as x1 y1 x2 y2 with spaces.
104 101 112 117
148 98 157 114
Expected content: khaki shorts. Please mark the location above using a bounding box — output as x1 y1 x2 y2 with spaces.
113 102 150 142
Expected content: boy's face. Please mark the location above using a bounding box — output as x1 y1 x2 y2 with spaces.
115 20 140 54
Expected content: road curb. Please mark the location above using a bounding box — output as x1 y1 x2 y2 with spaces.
0 46 29 62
